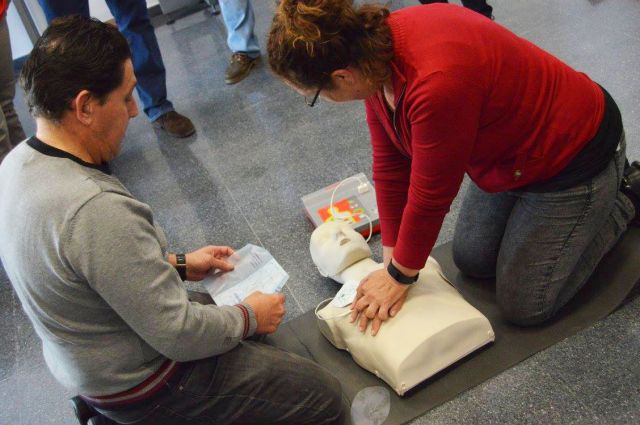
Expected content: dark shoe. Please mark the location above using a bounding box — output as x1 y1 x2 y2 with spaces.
621 160 640 226
225 53 259 85
153 111 195 138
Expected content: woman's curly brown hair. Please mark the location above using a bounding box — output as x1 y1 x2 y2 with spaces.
268 0 394 90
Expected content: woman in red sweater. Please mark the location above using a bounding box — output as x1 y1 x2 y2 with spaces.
268 0 640 333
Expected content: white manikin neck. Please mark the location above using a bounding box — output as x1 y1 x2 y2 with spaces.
330 258 382 285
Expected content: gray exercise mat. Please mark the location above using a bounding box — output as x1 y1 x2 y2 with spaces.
266 227 640 425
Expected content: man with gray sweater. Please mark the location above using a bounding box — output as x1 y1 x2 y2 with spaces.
0 16 344 424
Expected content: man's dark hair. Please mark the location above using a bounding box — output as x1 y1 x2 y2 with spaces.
20 16 132 122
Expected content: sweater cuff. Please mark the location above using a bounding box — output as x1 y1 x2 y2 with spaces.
235 303 257 339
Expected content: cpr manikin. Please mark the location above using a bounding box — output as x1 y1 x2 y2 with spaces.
311 222 495 396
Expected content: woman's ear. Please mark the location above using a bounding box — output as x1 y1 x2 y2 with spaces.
330 68 355 87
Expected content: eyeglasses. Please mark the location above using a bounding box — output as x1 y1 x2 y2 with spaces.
305 85 322 107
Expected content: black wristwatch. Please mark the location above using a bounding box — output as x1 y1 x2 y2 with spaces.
387 261 419 285
175 253 187 281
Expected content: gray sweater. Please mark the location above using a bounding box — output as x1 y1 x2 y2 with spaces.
0 140 257 396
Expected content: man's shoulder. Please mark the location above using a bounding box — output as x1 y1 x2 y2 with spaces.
1 142 136 221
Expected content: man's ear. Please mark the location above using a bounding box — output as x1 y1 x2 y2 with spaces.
71 90 95 125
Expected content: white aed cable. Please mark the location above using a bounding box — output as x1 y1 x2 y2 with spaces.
314 298 352 321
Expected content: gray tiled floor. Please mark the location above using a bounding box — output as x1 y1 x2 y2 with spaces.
1 0 639 424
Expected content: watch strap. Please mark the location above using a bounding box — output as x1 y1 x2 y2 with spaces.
175 253 187 281
387 261 418 285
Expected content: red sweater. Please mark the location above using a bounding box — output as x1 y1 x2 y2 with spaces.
366 4 604 269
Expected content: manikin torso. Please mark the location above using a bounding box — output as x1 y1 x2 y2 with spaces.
311 222 495 396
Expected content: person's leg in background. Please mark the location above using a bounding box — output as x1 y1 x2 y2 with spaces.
496 135 634 326
38 0 195 138
418 0 493 19
0 96 10 163
460 0 493 18
104 0 194 137
37 0 89 21
218 0 260 84
0 14 26 163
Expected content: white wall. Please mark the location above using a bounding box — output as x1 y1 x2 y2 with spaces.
7 0 161 59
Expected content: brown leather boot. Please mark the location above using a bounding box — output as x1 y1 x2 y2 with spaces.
153 111 195 138
225 53 259 85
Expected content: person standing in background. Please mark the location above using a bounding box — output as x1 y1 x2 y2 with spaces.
0 0 26 163
38 0 196 138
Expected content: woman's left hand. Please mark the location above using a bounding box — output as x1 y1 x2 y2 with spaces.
350 268 410 336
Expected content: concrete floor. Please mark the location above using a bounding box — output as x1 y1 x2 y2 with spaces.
1 0 639 423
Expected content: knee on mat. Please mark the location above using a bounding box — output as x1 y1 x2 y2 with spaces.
452 240 496 279
496 290 555 326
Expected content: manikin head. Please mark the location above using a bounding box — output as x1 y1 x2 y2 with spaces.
310 222 372 277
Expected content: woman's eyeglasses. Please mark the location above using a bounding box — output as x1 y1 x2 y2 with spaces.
305 86 322 107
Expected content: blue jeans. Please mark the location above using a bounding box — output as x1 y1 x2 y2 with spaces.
452 134 634 325
219 0 260 58
97 341 346 424
38 0 174 121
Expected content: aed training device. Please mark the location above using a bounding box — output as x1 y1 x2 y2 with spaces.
302 173 380 238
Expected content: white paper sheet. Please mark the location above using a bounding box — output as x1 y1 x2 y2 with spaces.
202 244 289 306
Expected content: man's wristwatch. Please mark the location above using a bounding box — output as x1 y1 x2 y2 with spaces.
175 253 187 281
387 261 419 285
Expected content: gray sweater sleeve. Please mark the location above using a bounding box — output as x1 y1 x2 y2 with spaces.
63 191 257 361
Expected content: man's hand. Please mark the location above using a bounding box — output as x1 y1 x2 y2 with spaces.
181 245 235 281
350 268 410 336
243 291 286 334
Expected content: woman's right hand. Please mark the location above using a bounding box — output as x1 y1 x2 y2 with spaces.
349 268 409 336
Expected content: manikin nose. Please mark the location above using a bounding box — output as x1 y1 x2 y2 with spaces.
336 231 351 246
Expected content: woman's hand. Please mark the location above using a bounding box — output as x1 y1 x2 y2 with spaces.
350 268 410 336
183 245 235 281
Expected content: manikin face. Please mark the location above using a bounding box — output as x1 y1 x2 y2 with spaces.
310 222 372 277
